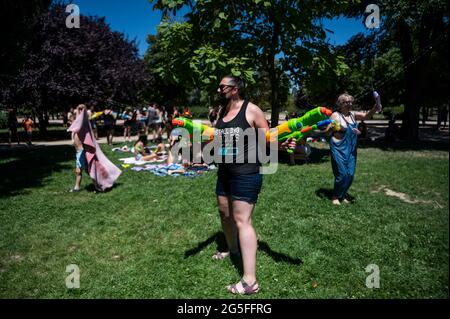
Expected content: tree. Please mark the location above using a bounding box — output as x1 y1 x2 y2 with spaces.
144 20 255 108
346 0 449 140
315 31 406 112
0 0 52 104
149 0 355 127
3 3 151 136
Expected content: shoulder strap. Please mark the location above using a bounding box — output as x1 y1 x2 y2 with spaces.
235 100 249 121
350 112 356 124
339 112 356 125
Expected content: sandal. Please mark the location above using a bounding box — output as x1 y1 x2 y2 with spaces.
68 188 80 193
212 251 241 260
227 279 260 295
212 251 230 260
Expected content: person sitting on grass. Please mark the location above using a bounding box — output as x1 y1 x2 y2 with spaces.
164 130 209 175
133 133 166 162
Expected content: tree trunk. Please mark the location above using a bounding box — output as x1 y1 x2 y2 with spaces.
397 19 420 141
37 108 48 138
421 106 428 125
268 13 281 128
269 64 280 128
437 105 442 129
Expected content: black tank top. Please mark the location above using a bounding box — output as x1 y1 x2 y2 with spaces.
215 100 260 176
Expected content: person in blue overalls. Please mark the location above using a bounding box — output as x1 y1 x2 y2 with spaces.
329 93 379 205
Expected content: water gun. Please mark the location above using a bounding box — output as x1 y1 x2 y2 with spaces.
172 107 340 151
266 107 332 143
171 117 215 142
91 111 118 120
266 107 340 154
90 111 104 120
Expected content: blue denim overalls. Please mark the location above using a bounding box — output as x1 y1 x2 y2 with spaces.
330 112 358 200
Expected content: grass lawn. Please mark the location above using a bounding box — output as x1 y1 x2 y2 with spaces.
0 142 448 299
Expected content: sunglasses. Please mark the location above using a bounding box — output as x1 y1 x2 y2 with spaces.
218 84 235 91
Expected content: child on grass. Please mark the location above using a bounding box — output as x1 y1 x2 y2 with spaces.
68 104 122 193
70 105 88 192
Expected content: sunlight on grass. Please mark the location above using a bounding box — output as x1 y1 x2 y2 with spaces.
0 144 448 298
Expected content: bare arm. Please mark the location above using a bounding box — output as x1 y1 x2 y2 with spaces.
354 105 378 121
248 102 269 133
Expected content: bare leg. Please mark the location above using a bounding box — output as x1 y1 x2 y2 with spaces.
289 153 295 165
215 196 239 258
108 130 114 146
156 143 165 153
231 200 258 286
74 168 82 190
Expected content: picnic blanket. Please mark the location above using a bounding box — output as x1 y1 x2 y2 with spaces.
120 160 216 177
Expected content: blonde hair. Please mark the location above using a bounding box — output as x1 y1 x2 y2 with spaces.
336 93 354 110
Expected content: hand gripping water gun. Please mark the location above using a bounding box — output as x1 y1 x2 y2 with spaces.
266 107 340 153
171 117 215 142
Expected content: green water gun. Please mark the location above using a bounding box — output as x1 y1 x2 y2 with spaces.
171 117 215 142
266 107 339 154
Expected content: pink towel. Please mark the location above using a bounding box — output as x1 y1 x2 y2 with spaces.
68 108 122 191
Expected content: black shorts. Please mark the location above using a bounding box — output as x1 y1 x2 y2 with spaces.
104 124 114 131
216 171 263 204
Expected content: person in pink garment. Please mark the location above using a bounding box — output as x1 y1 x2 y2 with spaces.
68 104 122 192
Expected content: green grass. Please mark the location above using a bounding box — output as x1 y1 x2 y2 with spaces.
0 143 448 299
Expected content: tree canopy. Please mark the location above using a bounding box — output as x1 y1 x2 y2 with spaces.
147 0 357 126
1 2 152 134
344 0 449 139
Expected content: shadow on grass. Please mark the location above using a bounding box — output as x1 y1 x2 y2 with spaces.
0 145 74 198
258 241 303 265
315 188 356 202
84 182 123 193
184 232 302 275
358 126 449 152
359 138 449 152
316 188 334 200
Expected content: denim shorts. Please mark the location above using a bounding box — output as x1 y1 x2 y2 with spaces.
76 150 87 170
216 171 263 204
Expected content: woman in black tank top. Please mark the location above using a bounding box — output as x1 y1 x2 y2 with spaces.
212 76 269 295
